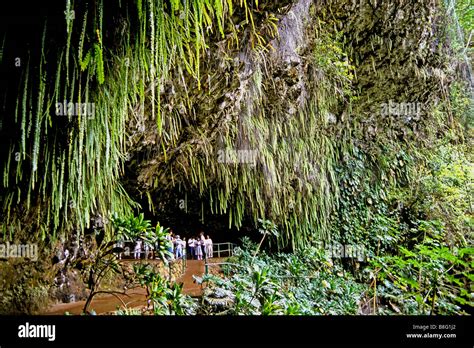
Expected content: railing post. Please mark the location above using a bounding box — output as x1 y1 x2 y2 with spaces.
168 261 172 282
182 252 185 275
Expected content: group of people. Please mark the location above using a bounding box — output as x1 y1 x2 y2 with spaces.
187 232 213 260
165 232 187 259
128 230 213 261
131 239 157 260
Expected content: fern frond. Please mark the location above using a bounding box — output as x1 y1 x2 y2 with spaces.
94 43 105 84
80 49 91 71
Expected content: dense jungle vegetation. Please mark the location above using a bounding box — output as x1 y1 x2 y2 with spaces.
0 0 472 315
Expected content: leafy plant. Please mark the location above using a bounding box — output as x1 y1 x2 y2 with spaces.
367 221 473 315
253 219 279 261
201 240 365 315
133 263 196 315
75 237 126 314
111 213 173 262
112 213 152 241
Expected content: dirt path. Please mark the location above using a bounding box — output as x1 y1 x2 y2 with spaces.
177 259 205 296
44 258 224 315
45 287 148 315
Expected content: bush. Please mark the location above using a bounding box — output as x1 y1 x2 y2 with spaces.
200 237 366 315
0 259 52 314
366 220 473 315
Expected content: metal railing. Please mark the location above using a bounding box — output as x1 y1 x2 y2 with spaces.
167 253 186 281
204 261 243 276
116 246 187 281
117 242 237 279
204 243 238 276
209 242 237 258
118 242 237 260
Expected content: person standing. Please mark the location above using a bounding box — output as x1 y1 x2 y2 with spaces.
195 238 203 260
188 237 195 259
116 237 124 260
200 232 206 258
165 233 174 260
175 235 183 259
181 238 187 259
144 241 152 259
143 241 148 259
134 239 142 259
205 235 213 259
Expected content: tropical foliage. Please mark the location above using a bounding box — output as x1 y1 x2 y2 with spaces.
112 213 173 262
0 0 472 316
200 237 365 315
134 263 197 315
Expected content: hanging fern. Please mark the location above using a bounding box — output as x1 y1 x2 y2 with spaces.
20 61 29 159
94 43 105 84
214 0 225 38
1 0 306 246
78 10 88 63
80 50 91 71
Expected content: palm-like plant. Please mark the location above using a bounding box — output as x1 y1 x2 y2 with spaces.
252 219 279 262
150 223 173 263
78 239 128 314
112 213 152 242
133 263 196 315
111 213 172 262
